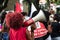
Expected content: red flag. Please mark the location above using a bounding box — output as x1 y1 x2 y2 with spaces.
14 1 22 13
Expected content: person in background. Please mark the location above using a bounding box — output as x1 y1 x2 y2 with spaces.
28 11 48 40
48 14 60 40
47 9 55 40
1 11 9 40
50 2 56 13
0 0 9 39
49 9 55 23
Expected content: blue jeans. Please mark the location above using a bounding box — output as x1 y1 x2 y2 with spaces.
2 32 9 40
52 37 60 40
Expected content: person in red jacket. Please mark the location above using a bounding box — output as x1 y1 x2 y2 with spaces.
5 12 35 40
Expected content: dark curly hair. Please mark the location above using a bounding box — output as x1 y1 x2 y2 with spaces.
54 14 60 22
5 12 24 29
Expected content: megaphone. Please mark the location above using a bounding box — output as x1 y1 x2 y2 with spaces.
32 10 46 22
24 10 49 26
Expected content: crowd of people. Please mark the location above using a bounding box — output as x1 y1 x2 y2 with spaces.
0 0 60 40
